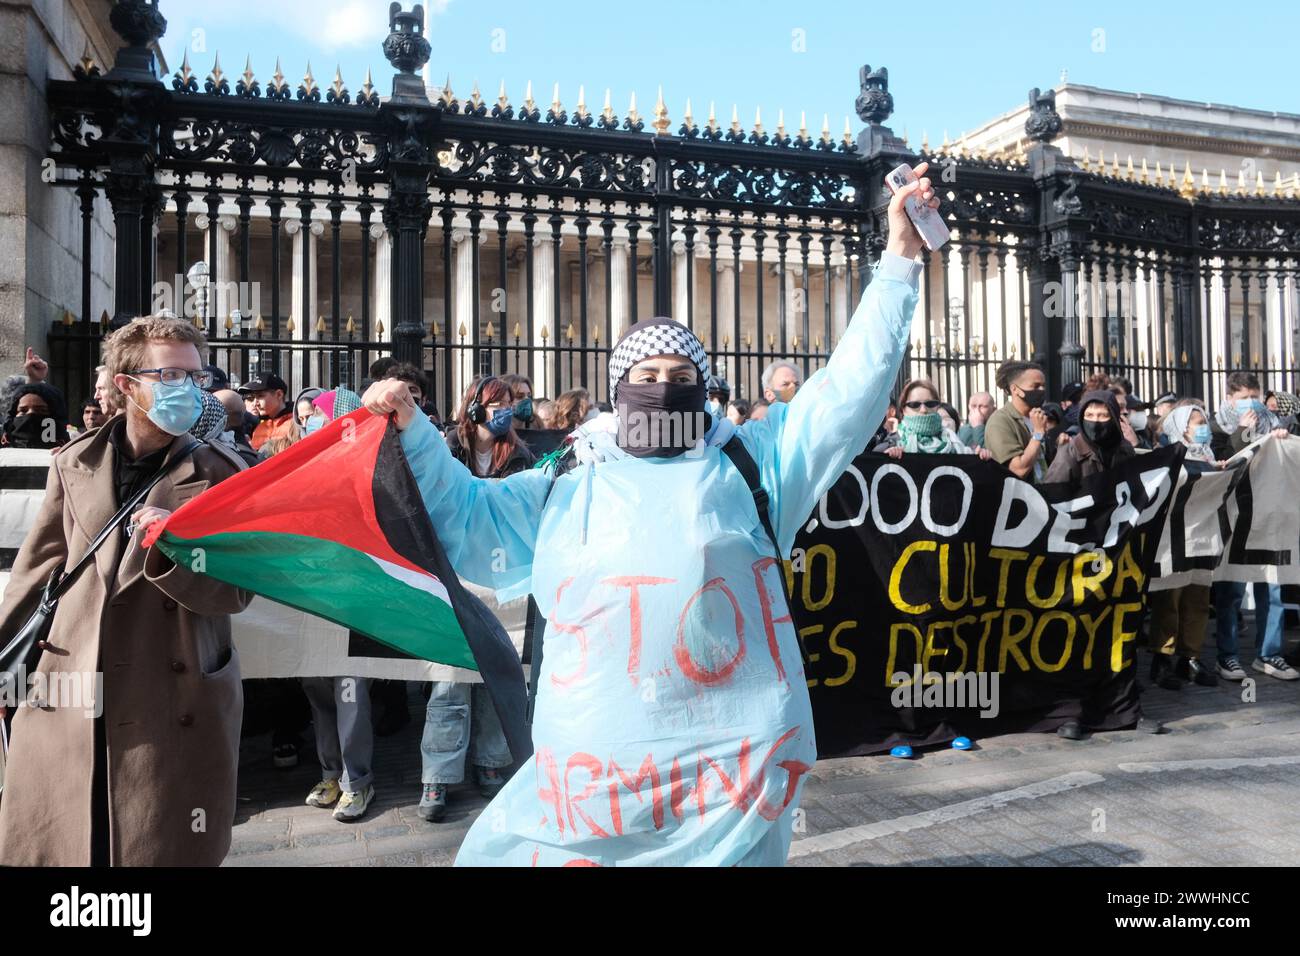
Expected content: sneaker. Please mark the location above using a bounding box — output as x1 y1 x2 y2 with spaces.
1252 656 1300 681
476 766 507 800
305 779 341 808
1217 657 1247 681
1148 653 1183 691
1176 655 1218 687
272 742 300 769
417 784 447 822
333 784 375 821
1056 720 1086 740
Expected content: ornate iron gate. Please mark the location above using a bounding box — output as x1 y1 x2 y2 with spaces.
45 1 1300 419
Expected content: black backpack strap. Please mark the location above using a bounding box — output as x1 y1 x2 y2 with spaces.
721 435 780 557
721 435 812 672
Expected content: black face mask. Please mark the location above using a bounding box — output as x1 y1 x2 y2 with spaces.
4 414 59 449
1081 419 1120 448
616 381 710 458
1018 387 1046 408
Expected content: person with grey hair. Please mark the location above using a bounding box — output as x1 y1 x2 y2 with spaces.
760 361 802 404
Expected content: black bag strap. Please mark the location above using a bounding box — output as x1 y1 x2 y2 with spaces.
721 435 813 670
721 435 781 557
46 440 201 604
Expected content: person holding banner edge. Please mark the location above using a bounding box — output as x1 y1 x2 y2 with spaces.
361 164 936 866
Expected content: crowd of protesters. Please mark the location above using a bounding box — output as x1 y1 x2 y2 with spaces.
0 305 1297 861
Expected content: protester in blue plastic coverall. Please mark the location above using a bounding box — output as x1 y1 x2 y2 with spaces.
362 164 935 866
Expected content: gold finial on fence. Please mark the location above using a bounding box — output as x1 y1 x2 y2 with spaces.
80 42 99 78
566 322 576 342
778 110 788 141
707 101 719 136
61 309 73 326
723 333 730 347
1080 146 1091 171
551 82 562 116
730 104 742 137
285 316 296 334
1180 161 1195 199
209 52 225 88
601 88 614 125
193 314 204 330
1255 171 1266 196
1219 169 1228 195
242 56 256 90
573 85 585 120
792 335 800 349
301 61 316 98
1111 153 1121 178
360 68 375 103
1153 160 1162 185
223 313 233 332
513 321 522 339
653 86 669 135
271 58 287 95
753 106 765 138
820 114 832 147
815 335 822 350
485 320 494 341
798 111 809 144
843 116 853 147
767 333 776 348
626 90 639 126
1140 157 1149 184
1009 342 1018 357
333 67 347 102
592 325 600 343
991 341 999 357
1236 168 1246 195
375 319 384 336
921 130 930 153
178 51 194 88
254 314 265 333
1253 352 1261 365
540 324 549 341
497 79 510 112
1125 155 1135 181
457 321 467 338
523 80 536 113
744 333 752 348
1201 168 1210 194
345 315 355 334
315 315 326 334
683 98 694 130
940 129 950 155
430 320 439 338
914 338 923 352
1276 171 1285 196
1181 350 1189 364
1109 344 1118 359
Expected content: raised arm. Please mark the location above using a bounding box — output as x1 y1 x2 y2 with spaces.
364 381 551 592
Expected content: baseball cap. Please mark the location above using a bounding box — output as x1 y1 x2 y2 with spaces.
202 364 229 393
238 373 288 395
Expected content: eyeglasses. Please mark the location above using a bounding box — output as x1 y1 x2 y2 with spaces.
130 367 214 389
903 399 942 411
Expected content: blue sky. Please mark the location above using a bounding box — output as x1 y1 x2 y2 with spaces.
155 0 1298 139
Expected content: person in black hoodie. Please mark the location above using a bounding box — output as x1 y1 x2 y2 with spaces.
1 382 70 448
1043 388 1135 492
418 375 533 822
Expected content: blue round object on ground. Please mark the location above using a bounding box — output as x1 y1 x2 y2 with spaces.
952 736 972 750
890 744 914 759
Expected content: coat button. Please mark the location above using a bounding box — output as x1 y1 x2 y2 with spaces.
178 713 194 727
163 599 178 611
170 660 186 673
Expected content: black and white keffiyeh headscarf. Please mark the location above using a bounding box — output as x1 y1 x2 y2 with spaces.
608 317 710 402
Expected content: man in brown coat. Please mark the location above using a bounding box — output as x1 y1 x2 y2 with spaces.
0 316 251 866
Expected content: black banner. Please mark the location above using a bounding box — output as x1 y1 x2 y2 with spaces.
788 447 1184 757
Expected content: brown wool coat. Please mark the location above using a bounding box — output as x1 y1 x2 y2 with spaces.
0 417 252 866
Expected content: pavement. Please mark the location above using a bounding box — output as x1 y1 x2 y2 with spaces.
223 631 1300 867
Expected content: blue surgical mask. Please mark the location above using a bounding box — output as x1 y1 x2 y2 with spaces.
1191 424 1211 445
485 406 514 437
303 414 326 435
513 397 534 422
128 378 201 436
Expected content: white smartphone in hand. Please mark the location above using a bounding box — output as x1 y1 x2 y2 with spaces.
885 163 950 252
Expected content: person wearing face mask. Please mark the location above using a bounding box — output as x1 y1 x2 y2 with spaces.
1124 395 1155 450
984 360 1050 482
1 383 70 449
1044 389 1135 491
1145 402 1225 691
417 375 532 822
502 373 535 429
873 379 992 461
761 361 802 404
0 315 251 866
361 160 933 865
706 375 731 422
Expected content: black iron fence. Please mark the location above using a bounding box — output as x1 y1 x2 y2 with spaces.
44 1 1300 421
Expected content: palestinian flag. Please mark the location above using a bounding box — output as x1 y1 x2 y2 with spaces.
144 408 531 762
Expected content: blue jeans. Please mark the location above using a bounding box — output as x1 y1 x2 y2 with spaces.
1212 581 1286 662
420 681 512 785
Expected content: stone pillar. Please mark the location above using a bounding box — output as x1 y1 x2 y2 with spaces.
371 223 393 344
609 238 630 344
285 218 322 389
532 236 560 398
673 240 690 328
196 213 238 328
452 228 479 405
831 262 849 345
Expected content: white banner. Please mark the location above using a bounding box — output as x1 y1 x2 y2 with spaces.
1149 435 1300 591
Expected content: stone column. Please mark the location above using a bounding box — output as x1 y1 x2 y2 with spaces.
370 223 393 344
285 218 323 388
673 240 690 328
831 262 849 345
532 236 561 398
452 228 481 406
609 238 630 344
